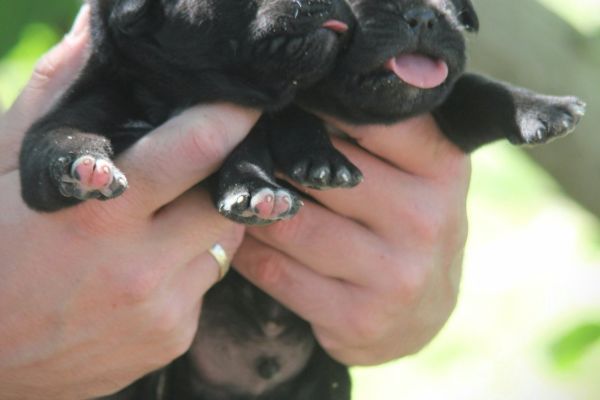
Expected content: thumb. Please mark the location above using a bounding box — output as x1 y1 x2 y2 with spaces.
0 4 91 173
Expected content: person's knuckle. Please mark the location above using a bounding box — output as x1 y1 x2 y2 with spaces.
30 54 58 89
252 251 286 286
422 210 446 244
111 267 165 306
152 306 185 338
177 113 234 167
157 310 199 360
346 304 386 343
386 261 429 306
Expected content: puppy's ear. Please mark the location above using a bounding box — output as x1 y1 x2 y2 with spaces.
110 0 161 35
456 0 479 32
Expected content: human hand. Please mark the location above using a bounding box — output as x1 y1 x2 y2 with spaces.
0 6 258 399
234 115 470 365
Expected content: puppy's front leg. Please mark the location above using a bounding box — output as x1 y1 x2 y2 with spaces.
19 83 139 212
20 124 127 212
433 73 586 152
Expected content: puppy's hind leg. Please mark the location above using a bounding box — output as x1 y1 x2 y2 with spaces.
213 117 302 225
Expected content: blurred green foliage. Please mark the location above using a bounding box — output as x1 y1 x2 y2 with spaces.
537 0 600 34
0 0 80 58
0 24 60 106
0 0 80 107
551 323 600 369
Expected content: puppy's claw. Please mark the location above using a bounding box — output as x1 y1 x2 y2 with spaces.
287 155 363 190
517 95 585 146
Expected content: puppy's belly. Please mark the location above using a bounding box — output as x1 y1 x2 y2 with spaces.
188 271 317 396
188 322 315 396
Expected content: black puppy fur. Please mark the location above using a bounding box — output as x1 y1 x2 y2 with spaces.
20 0 585 399
20 0 352 212
216 0 585 227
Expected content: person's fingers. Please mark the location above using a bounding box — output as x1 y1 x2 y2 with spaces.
234 239 401 365
150 188 243 257
170 225 245 303
288 137 470 239
233 236 350 329
246 200 388 284
324 114 468 179
0 5 91 173
285 137 421 234
111 103 260 216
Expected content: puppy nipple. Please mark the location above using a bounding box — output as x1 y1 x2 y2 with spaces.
256 356 281 380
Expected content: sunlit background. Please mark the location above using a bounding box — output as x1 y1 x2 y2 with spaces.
1 0 598 399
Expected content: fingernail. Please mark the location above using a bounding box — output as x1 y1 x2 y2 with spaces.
66 4 90 42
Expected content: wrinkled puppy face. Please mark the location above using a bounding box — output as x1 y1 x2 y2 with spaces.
104 0 355 94
302 0 479 123
244 0 356 89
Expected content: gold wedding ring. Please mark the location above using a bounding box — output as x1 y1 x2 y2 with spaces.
208 243 230 281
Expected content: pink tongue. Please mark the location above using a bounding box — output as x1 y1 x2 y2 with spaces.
385 54 449 89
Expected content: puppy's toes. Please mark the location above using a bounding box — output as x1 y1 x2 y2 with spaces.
58 155 128 200
288 155 363 190
516 96 586 145
217 184 302 226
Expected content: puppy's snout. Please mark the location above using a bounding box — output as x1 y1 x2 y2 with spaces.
403 7 437 31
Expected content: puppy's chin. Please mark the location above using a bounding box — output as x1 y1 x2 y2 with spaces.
300 72 459 124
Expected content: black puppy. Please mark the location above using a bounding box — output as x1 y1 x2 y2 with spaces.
215 0 586 226
19 0 352 212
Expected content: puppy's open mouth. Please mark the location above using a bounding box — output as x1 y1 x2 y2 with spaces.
384 53 448 89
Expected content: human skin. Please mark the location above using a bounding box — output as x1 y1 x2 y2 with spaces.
235 115 471 366
0 7 257 399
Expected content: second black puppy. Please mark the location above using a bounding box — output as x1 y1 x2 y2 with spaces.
215 0 585 227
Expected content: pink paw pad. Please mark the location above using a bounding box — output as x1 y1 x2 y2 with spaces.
250 189 294 220
59 155 128 200
73 156 114 190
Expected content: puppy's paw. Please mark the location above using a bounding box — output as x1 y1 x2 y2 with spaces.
516 96 586 145
57 155 128 201
217 184 302 226
286 153 363 190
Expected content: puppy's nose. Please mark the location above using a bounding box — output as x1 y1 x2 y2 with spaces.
403 7 437 31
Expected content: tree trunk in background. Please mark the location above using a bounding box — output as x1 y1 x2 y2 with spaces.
468 0 600 219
